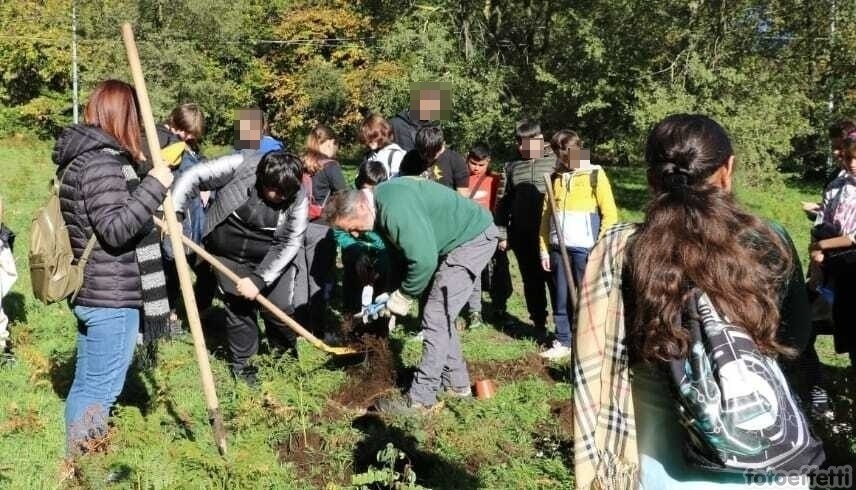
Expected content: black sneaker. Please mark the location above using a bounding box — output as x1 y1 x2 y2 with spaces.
0 348 14 367
232 366 258 387
809 386 834 422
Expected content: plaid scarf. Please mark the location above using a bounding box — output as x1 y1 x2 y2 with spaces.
120 163 170 345
572 223 639 490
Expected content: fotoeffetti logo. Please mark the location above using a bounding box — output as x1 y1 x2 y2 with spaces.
745 465 853 488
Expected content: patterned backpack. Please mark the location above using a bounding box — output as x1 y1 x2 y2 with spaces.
667 289 825 474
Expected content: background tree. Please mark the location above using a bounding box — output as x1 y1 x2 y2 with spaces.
1 0 853 182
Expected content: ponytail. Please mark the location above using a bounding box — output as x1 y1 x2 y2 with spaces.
628 114 794 363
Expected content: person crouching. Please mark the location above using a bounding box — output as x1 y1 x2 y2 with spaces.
171 151 308 386
324 177 499 414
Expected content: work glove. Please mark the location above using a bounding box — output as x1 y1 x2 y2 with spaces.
359 292 390 324
385 289 413 317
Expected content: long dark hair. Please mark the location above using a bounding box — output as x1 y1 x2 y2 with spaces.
628 114 793 363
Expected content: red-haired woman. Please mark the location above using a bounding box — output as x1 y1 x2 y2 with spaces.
53 80 173 454
359 114 405 178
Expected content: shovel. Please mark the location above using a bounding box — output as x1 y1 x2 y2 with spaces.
153 217 362 356
122 23 227 456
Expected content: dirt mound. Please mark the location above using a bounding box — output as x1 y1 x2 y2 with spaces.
277 430 336 486
332 334 398 409
468 353 553 384
548 399 574 438
532 399 575 467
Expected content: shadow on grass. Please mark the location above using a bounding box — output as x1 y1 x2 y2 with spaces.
815 363 856 472
497 314 550 345
49 344 201 442
351 413 480 489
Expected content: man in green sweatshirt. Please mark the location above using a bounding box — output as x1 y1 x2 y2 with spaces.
324 177 499 413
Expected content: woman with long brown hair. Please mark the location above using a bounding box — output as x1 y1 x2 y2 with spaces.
303 124 347 211
299 124 345 338
572 114 816 489
53 80 173 453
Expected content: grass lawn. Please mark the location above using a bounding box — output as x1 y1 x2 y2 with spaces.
0 136 853 489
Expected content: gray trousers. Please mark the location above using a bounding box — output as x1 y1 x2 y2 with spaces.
409 224 500 405
294 222 335 334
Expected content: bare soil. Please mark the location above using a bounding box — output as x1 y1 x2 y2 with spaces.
468 353 554 385
332 334 398 409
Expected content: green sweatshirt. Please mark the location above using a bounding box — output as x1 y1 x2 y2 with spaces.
374 176 492 297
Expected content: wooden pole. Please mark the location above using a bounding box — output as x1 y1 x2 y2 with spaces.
121 23 227 456
152 218 360 356
543 174 578 307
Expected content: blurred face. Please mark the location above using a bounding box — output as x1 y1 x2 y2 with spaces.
519 136 544 159
261 186 287 205
559 147 591 170
418 90 442 121
468 157 490 176
234 108 263 150
843 150 856 176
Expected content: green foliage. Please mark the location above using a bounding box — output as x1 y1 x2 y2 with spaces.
350 443 425 489
2 0 854 179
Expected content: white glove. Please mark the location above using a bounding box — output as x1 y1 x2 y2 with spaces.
385 289 413 317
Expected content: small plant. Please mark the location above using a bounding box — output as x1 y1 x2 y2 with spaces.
350 443 427 490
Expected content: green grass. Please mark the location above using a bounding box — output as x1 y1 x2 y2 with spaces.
0 137 852 489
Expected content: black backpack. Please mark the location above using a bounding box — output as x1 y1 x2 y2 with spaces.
667 289 825 474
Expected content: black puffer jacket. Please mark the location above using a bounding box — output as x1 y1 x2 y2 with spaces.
53 125 168 308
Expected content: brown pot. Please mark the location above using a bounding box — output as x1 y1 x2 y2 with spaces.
474 379 497 400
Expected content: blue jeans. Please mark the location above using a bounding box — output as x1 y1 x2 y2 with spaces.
65 306 139 454
549 246 589 347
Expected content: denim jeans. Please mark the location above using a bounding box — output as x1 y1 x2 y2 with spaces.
65 306 139 454
549 246 589 347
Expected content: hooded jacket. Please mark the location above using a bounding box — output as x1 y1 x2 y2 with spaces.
53 124 168 308
389 110 433 152
171 150 308 288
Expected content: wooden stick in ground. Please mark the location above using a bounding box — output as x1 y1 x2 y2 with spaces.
152 217 361 356
543 173 578 308
121 23 227 456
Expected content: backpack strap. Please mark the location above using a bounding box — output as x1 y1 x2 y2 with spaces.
386 149 399 173
589 168 599 195
468 172 489 199
69 235 97 303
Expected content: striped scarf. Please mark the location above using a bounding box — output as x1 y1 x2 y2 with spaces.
573 223 639 490
121 163 170 344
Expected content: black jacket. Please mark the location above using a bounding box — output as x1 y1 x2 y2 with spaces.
171 150 308 287
53 125 168 308
389 110 433 152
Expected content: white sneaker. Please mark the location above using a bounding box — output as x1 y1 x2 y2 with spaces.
539 341 572 360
